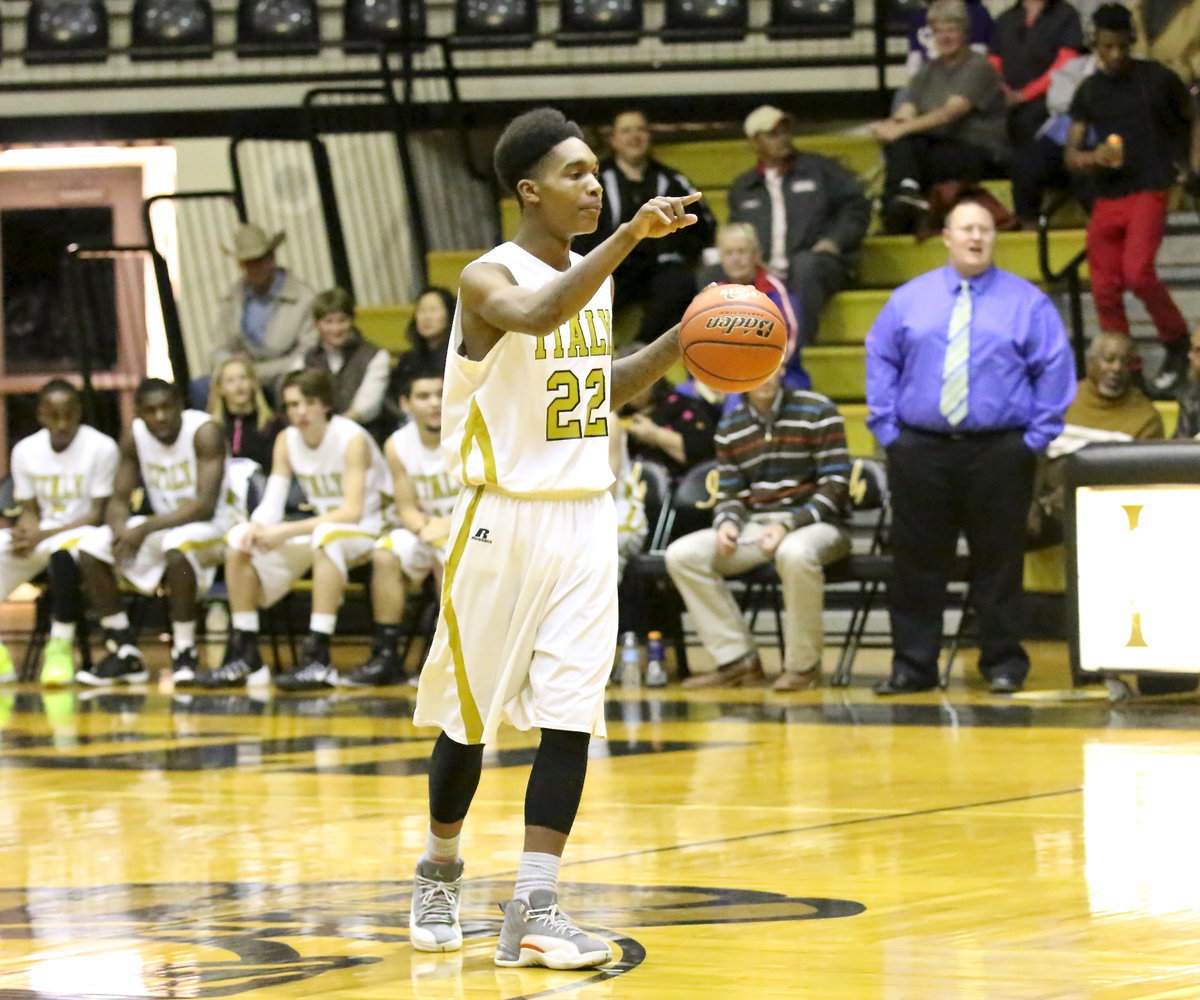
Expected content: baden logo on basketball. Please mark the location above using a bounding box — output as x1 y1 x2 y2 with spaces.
703 314 777 338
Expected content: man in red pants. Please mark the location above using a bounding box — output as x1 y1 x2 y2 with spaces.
1065 3 1200 398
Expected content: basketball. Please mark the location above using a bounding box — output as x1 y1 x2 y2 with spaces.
678 284 787 392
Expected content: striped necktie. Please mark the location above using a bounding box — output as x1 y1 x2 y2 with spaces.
939 279 972 426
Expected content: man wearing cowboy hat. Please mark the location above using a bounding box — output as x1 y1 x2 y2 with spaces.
210 223 318 389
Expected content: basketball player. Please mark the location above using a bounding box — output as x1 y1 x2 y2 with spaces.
193 368 387 691
343 365 457 687
76 379 232 686
408 107 700 970
0 380 119 685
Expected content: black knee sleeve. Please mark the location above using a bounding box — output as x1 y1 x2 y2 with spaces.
525 728 590 835
47 550 81 624
428 732 484 825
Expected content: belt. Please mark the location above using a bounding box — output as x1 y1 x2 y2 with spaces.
901 424 1024 442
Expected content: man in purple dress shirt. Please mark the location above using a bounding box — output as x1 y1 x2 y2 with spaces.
866 198 1076 695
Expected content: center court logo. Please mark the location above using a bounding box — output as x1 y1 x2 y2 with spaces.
0 880 864 998
471 527 492 543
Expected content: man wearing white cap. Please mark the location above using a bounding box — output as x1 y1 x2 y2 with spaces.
210 222 318 387
727 106 871 345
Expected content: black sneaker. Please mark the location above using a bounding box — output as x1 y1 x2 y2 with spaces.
77 632 148 687
276 636 339 692
194 632 266 689
171 647 198 685
341 646 406 687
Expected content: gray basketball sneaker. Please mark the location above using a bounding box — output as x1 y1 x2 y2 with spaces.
493 889 612 970
409 858 464 952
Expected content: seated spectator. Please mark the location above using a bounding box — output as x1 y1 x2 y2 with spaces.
391 286 455 400
207 357 284 471
572 110 714 343
989 0 1084 147
193 369 388 692
1172 323 1200 439
728 106 871 345
1029 331 1163 546
870 0 1010 234
665 368 852 691
1010 47 1098 226
344 364 457 687
617 372 719 483
905 0 994 81
302 287 391 434
697 223 810 391
1065 2 1200 398
209 223 318 393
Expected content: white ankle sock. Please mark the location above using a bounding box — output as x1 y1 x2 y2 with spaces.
100 612 130 632
172 621 196 653
513 852 561 903
232 611 259 634
50 621 76 643
425 830 460 863
310 612 337 636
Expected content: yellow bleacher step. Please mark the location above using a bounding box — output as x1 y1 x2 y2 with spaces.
835 402 874 457
426 249 477 294
357 304 414 353
803 344 866 402
653 134 882 190
818 289 889 344
857 230 1087 287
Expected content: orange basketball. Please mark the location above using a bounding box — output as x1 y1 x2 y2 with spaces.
678 284 787 393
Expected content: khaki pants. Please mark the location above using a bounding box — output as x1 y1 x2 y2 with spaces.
665 518 851 674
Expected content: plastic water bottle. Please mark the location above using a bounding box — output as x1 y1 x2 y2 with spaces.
619 631 642 688
645 631 668 688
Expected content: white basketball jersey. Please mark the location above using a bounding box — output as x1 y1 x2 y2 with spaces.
286 414 386 531
133 409 226 517
388 422 459 520
441 242 614 498
11 424 120 530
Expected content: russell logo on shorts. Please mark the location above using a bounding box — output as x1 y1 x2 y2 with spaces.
470 527 492 543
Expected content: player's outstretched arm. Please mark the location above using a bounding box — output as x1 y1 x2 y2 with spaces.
611 324 683 410
463 191 703 343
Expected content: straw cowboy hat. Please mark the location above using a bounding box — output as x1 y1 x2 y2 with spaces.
224 223 285 262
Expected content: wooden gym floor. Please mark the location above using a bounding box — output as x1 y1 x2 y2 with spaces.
3 604 1200 999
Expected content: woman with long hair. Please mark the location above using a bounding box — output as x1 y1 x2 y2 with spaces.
393 286 454 388
207 356 283 470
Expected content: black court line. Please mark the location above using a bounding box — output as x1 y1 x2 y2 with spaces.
543 786 1085 873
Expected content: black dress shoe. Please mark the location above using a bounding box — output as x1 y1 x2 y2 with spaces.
872 676 938 695
989 675 1024 694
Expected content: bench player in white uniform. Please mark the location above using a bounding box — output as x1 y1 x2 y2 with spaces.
77 379 231 685
407 107 702 969
344 364 458 687
0 380 119 684
194 368 387 692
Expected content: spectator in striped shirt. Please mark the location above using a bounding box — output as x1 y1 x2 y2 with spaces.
665 368 852 691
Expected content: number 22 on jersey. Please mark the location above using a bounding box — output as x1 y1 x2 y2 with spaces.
546 368 607 441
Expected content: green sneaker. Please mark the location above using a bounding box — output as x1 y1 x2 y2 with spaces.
40 636 75 686
0 642 14 683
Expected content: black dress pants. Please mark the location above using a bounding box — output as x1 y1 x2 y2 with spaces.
885 427 1036 685
883 134 996 203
